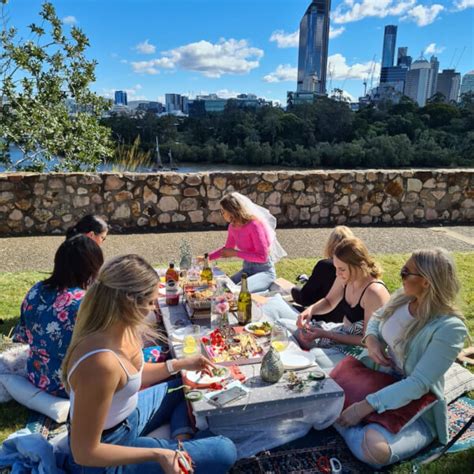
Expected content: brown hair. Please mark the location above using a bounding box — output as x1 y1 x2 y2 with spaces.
220 193 254 225
324 226 354 258
334 237 382 280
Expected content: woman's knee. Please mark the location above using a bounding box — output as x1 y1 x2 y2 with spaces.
212 436 238 469
362 428 391 466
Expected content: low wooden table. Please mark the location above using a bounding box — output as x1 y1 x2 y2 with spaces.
158 289 345 458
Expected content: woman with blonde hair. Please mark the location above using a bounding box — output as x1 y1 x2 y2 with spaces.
291 226 354 323
296 237 390 352
335 248 468 468
62 254 236 474
208 192 286 292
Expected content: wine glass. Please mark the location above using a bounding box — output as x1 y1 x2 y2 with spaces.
270 323 289 352
182 325 201 357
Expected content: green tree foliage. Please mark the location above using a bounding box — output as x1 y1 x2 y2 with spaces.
0 1 113 171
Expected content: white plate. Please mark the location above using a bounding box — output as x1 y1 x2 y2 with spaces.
185 368 229 385
279 350 315 369
244 322 272 336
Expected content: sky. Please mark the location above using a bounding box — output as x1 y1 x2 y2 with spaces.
7 0 474 105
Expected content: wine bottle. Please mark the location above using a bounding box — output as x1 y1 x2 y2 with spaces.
200 253 213 283
237 273 252 326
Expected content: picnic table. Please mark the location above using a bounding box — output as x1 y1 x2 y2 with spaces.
157 274 345 458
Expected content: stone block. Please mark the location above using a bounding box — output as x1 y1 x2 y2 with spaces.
163 174 183 185
183 187 199 197
265 192 281 206
256 181 273 193
0 192 13 204
158 213 171 224
262 173 278 183
207 186 221 199
185 175 202 186
158 196 179 212
189 210 204 223
180 198 198 211
73 195 90 208
137 217 149 227
159 185 180 196
407 178 422 193
25 216 34 227
275 180 290 192
172 213 186 223
296 194 316 206
48 179 64 190
292 180 305 191
9 209 23 221
33 208 53 222
105 175 124 191
115 191 133 202
112 204 131 220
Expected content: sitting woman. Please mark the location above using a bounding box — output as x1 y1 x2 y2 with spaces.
66 214 108 246
291 226 354 323
335 248 468 468
208 192 286 293
62 254 237 474
296 237 390 354
13 235 104 398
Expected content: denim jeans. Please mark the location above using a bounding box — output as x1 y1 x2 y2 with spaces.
231 260 276 293
335 417 435 468
68 378 237 474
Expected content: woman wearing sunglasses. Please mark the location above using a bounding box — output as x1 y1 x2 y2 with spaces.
335 248 468 468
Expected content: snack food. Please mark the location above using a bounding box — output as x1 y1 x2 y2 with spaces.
245 321 272 336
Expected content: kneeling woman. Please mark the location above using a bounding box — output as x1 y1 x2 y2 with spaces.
208 192 286 293
336 248 468 468
62 255 236 474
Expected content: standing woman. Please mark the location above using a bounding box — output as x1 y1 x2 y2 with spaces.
62 254 236 474
13 235 104 398
335 248 468 468
296 237 390 353
66 214 108 246
208 192 286 293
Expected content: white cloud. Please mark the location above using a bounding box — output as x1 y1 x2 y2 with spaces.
134 39 156 55
263 65 297 83
263 54 380 84
131 38 263 78
424 43 445 55
402 4 444 25
330 26 346 38
62 16 77 25
269 30 299 48
269 27 345 47
333 0 416 24
454 0 474 9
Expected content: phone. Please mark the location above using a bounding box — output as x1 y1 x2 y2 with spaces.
209 386 247 407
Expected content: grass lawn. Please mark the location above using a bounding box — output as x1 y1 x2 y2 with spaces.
0 253 473 472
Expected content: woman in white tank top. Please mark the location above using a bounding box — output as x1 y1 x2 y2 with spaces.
62 254 237 474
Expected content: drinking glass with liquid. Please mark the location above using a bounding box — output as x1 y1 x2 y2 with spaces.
270 323 289 352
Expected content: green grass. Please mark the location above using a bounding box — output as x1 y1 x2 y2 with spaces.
0 253 473 472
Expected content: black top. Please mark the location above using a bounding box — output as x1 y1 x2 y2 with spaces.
297 259 336 306
339 280 387 324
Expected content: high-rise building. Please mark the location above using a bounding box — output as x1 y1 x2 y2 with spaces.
397 47 412 68
460 71 474 96
165 93 189 114
436 69 461 103
404 57 438 106
381 25 397 68
297 0 331 94
114 90 128 106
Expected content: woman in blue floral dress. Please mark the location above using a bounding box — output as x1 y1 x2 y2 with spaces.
13 235 104 398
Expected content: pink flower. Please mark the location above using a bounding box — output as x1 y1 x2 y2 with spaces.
57 310 69 322
53 292 73 311
215 301 230 315
25 329 34 344
38 374 50 389
73 290 85 300
37 349 50 362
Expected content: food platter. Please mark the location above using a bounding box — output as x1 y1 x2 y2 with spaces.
244 321 272 337
183 367 229 388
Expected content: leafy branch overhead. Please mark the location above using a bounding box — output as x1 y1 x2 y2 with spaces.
0 0 113 171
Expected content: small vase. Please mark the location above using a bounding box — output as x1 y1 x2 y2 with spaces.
260 346 284 383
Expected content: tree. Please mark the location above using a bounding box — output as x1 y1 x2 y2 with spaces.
0 1 113 171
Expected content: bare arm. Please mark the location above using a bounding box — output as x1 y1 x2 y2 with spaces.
69 353 178 471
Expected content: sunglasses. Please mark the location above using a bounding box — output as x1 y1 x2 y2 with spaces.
400 267 423 279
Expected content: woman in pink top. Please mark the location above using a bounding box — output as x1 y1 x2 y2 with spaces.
209 193 286 292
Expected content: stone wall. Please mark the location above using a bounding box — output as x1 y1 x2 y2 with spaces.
0 169 472 235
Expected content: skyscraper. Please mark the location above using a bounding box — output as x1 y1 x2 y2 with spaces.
297 0 331 94
404 57 438 106
397 47 412 68
114 90 128 106
436 69 461 103
460 71 474 96
381 25 397 68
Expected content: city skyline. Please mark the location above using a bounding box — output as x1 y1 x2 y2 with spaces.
8 0 474 104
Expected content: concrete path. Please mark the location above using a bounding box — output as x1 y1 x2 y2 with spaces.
0 226 472 273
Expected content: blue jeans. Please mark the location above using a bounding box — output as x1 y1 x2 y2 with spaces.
68 379 237 474
335 417 435 468
231 260 276 293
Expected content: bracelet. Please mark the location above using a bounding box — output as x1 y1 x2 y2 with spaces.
166 359 179 375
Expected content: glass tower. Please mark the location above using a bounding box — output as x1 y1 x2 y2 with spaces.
381 25 397 68
297 0 331 94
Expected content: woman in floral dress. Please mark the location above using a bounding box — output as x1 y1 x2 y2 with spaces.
13 235 104 397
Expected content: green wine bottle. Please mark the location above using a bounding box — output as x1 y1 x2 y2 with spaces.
200 253 213 283
237 273 252 326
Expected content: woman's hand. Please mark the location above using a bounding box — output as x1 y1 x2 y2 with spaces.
220 248 237 258
337 400 374 427
297 307 312 329
178 354 216 375
155 449 181 474
365 335 391 367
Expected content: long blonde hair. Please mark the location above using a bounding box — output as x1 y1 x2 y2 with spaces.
377 248 465 360
333 237 382 280
220 193 254 225
62 254 159 391
324 226 354 258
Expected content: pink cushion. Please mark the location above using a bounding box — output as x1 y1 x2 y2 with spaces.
330 356 437 434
